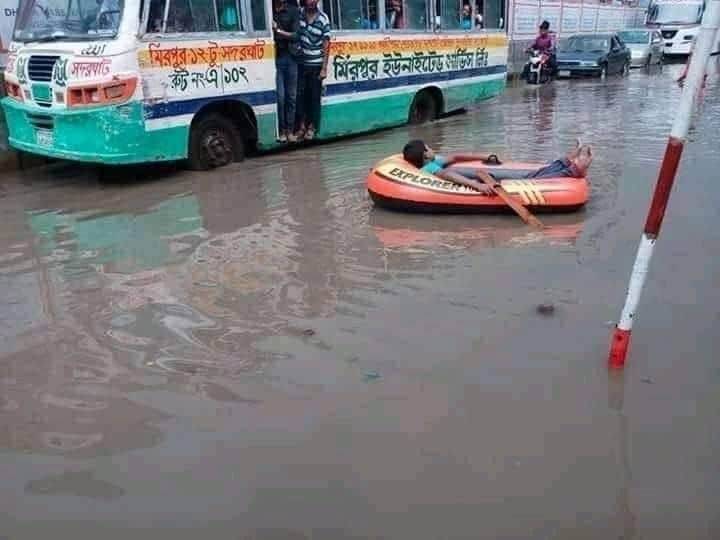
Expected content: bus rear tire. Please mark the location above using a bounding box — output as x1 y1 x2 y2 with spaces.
187 113 244 171
409 90 438 124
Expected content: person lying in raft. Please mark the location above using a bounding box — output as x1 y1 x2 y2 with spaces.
402 140 592 195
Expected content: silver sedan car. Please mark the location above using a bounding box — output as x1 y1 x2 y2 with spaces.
618 29 665 67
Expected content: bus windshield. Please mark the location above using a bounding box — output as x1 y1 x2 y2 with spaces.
647 2 703 25
14 0 124 42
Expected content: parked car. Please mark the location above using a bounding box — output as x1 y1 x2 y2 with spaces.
618 29 664 67
556 33 632 78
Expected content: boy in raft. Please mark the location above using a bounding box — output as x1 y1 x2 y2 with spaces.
402 140 592 194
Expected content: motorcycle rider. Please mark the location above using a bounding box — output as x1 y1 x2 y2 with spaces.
522 20 556 80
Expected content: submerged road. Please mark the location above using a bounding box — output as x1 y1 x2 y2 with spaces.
1 61 719 539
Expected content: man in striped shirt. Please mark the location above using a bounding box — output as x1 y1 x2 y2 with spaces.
294 0 331 141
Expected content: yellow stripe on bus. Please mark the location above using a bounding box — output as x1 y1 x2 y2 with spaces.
138 35 507 69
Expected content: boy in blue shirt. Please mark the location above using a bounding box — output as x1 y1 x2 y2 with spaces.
402 139 591 194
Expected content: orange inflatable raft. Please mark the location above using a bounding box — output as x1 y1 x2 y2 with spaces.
366 155 589 213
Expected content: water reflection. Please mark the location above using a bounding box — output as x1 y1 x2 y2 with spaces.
370 209 584 252
2 151 587 459
608 372 636 540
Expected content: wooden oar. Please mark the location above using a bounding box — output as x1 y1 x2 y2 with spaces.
475 169 544 229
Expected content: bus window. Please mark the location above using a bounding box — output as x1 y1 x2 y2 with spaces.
217 0 241 31
436 1 470 30
147 0 251 33
327 0 378 30
478 0 503 29
404 0 428 30
250 0 266 31
147 0 161 31
164 0 218 32
386 0 404 28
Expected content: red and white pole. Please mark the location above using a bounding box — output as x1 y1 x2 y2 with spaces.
608 0 720 369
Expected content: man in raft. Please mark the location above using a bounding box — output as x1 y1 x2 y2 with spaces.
402 140 592 194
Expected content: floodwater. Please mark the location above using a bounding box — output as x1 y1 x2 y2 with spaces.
1 62 719 539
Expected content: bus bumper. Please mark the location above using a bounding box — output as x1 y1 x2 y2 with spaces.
1 98 187 165
664 39 694 56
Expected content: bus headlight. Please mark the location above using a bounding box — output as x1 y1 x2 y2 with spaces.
68 77 137 108
104 84 127 100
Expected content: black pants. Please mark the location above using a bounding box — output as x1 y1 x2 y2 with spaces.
296 64 322 131
453 159 574 181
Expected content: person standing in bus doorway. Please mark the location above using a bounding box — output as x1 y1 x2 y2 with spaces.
272 0 301 143
294 0 331 141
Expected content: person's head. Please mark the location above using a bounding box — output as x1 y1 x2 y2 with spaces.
274 0 287 12
403 140 434 168
305 0 318 10
539 20 549 35
462 4 471 17
391 0 402 12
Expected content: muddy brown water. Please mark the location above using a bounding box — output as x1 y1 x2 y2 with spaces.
1 62 719 539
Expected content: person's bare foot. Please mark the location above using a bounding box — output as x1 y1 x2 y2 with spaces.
567 138 582 161
571 145 593 176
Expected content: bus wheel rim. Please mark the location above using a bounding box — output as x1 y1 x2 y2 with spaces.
203 129 232 167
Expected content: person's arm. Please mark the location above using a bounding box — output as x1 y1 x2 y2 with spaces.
319 18 331 80
445 152 501 164
436 169 493 195
274 27 292 38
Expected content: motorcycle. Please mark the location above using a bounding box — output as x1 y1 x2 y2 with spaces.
524 49 552 85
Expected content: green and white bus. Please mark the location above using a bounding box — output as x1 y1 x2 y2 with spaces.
2 0 507 169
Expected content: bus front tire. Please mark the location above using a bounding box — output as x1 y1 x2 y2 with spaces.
409 90 439 124
187 113 244 171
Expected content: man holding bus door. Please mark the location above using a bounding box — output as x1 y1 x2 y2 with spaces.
295 0 331 141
